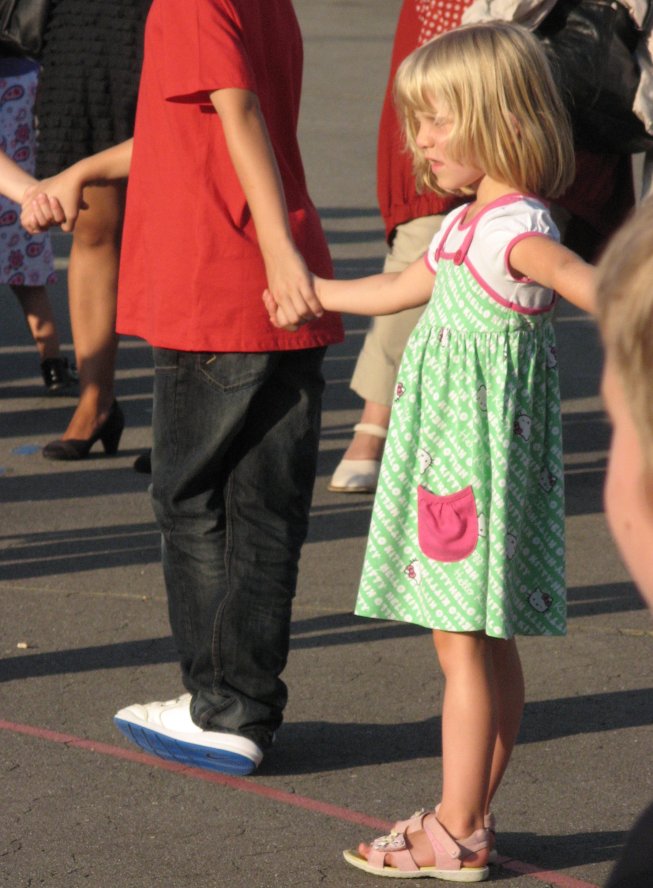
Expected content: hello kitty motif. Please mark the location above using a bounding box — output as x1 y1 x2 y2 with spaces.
527 588 553 613
417 448 433 474
403 559 422 584
506 532 517 560
539 466 556 493
514 412 532 442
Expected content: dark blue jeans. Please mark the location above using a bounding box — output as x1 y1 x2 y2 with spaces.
150 347 326 749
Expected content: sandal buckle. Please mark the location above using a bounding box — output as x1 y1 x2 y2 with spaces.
371 830 407 852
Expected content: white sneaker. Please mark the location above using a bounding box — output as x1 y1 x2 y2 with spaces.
114 693 263 776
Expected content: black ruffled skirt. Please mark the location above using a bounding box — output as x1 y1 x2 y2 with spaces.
35 0 151 177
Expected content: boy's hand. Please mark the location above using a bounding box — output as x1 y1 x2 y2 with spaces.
263 244 324 326
262 288 303 331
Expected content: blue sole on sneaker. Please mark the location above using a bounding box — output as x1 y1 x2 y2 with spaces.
113 718 258 776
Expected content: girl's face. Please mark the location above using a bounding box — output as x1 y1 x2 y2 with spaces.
415 101 484 193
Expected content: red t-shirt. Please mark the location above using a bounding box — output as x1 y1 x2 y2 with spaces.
377 0 465 242
116 0 343 352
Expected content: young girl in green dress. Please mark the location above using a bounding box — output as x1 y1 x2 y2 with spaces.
267 20 595 882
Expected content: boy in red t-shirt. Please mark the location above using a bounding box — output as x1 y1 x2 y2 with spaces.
24 0 342 775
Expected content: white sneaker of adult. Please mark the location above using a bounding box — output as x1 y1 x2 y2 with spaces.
114 693 263 776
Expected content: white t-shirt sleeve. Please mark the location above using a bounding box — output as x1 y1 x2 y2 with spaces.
477 204 559 282
468 202 560 311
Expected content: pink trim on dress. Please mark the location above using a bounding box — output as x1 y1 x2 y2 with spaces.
424 251 437 274
435 195 556 315
464 254 556 315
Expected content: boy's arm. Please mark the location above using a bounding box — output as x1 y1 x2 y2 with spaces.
22 139 134 233
210 87 323 324
509 236 596 314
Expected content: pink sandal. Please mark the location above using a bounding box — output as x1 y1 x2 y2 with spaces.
343 811 490 881
398 807 498 863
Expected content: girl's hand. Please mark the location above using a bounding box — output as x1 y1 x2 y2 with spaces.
262 288 303 331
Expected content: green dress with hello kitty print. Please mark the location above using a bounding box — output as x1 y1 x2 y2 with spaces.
355 194 566 638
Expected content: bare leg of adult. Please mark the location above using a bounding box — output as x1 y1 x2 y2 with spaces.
12 284 61 361
60 182 124 440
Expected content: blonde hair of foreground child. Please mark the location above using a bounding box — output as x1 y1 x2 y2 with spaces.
394 21 575 199
595 197 653 477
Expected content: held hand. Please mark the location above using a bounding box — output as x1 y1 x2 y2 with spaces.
20 187 66 233
21 170 89 233
263 245 324 327
262 288 303 331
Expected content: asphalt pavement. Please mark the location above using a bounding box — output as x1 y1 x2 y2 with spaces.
1 1 652 886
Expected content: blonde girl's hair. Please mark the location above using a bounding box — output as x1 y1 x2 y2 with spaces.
394 21 575 199
596 197 653 475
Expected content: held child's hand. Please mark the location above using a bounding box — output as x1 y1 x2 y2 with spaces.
262 288 304 331
21 170 89 233
20 186 66 234
263 245 324 326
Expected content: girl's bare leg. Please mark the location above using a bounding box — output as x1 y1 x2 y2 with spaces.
357 629 494 869
432 629 493 863
486 637 524 809
12 284 61 361
60 181 125 440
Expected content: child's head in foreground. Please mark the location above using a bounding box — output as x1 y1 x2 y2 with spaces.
595 197 653 611
394 21 575 199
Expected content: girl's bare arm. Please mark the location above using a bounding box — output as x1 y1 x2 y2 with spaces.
317 254 434 315
264 254 434 328
509 235 596 314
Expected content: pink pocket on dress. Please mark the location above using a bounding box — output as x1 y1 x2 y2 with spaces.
417 485 479 562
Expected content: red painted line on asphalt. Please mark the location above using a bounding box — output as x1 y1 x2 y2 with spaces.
496 857 605 888
1 718 600 888
0 718 388 831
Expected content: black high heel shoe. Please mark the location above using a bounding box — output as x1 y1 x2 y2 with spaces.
42 401 125 461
